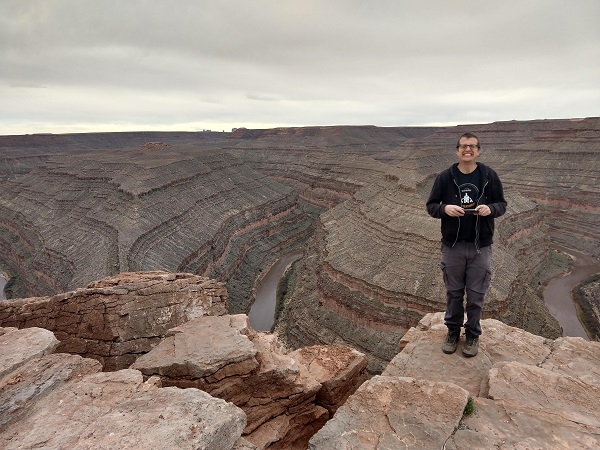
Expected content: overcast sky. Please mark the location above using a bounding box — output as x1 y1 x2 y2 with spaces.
1 0 599 135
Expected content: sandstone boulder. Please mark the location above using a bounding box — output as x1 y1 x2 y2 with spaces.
383 313 551 397
309 375 470 450
0 326 59 378
0 271 228 370
0 369 246 450
288 344 368 415
541 335 600 386
131 314 368 450
0 352 101 432
0 326 247 449
452 359 600 449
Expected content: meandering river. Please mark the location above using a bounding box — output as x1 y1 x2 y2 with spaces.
248 245 600 339
544 245 600 340
248 251 303 331
0 272 6 301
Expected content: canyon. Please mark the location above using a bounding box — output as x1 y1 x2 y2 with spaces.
1 119 599 376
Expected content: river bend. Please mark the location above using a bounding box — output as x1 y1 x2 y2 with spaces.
0 273 6 301
543 245 600 340
248 251 303 331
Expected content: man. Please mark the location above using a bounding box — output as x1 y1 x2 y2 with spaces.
426 132 507 357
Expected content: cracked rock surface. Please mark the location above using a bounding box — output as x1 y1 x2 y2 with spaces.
309 312 600 449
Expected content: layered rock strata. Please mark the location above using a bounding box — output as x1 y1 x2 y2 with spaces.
131 314 368 450
227 128 420 209
0 144 313 312
0 271 228 370
1 119 598 376
277 167 561 373
309 312 600 449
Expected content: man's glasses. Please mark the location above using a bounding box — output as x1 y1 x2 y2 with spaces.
458 144 479 150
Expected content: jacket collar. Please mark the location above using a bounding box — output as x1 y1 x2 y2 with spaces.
450 162 489 180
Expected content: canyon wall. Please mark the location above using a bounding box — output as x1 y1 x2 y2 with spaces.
1 119 599 373
0 134 314 313
275 168 561 372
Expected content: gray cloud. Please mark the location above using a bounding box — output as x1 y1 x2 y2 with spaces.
1 0 599 134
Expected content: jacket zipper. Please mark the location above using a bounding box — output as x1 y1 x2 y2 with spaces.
473 177 489 254
451 178 461 248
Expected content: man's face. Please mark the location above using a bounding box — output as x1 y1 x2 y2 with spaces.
456 137 480 163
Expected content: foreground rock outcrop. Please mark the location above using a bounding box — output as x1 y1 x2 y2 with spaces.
0 326 248 450
131 314 368 449
0 271 228 370
0 272 369 449
1 272 599 449
309 312 600 449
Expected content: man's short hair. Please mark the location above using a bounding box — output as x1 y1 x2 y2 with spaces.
456 132 480 148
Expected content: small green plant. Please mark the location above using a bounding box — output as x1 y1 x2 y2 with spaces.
463 397 475 416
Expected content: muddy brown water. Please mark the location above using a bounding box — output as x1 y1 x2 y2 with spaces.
0 273 5 301
544 245 600 340
248 251 303 331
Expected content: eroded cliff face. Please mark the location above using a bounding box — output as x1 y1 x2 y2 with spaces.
276 169 562 372
0 136 314 312
1 119 598 370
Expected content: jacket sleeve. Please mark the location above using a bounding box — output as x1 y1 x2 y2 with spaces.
426 174 446 218
488 170 507 218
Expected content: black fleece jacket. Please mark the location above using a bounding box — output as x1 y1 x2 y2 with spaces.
426 162 507 249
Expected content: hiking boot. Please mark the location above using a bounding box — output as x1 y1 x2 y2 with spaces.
462 333 479 357
442 328 460 354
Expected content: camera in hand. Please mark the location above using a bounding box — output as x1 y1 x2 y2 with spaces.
463 209 478 215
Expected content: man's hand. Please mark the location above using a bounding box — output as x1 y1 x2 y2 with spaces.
444 205 465 217
475 205 491 216
444 205 492 217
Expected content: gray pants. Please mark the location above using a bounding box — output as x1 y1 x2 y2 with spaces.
439 242 492 336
